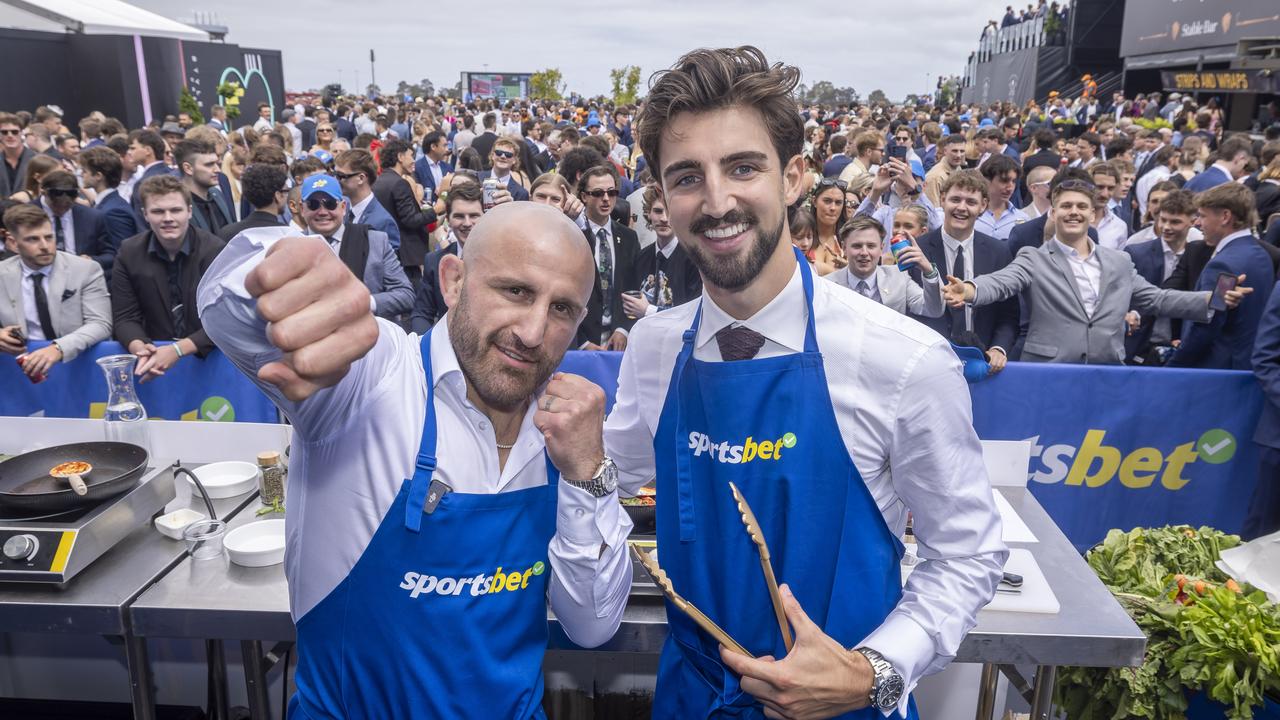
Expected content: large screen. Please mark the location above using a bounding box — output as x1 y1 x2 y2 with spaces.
1121 0 1280 57
462 72 531 101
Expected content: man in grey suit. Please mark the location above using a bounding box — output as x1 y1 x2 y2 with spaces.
824 216 944 318
298 174 413 320
944 180 1248 364
0 205 111 379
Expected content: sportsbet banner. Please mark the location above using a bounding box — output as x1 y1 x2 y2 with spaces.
2 345 1263 550
969 363 1263 549
0 341 277 423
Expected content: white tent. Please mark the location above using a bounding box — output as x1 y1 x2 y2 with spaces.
0 0 208 41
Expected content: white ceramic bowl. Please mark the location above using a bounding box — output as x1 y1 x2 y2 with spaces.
191 461 258 499
154 508 207 540
225 519 286 567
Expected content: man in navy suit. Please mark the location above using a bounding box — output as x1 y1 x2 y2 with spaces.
412 130 453 201
334 148 401 251
1183 135 1252 193
410 183 484 333
1124 189 1197 363
78 145 139 256
478 137 530 201
36 170 114 273
127 129 173 225
1170 183 1273 369
333 104 357 143
1247 276 1280 539
910 170 1018 371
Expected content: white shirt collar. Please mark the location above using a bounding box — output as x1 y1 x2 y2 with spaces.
349 192 374 220
312 222 345 247
94 188 116 206
656 236 679 258
1052 236 1097 261
849 265 879 291
587 218 612 238
21 259 53 279
941 228 974 250
1213 228 1252 256
1211 161 1234 177
695 263 806 355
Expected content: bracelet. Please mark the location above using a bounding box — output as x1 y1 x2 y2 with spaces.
172 342 184 359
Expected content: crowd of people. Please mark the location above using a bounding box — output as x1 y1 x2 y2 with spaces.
2 80 1279 535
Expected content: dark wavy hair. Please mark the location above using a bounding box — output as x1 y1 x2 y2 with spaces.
636 46 804 183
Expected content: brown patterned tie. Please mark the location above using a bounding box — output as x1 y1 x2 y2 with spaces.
715 325 766 361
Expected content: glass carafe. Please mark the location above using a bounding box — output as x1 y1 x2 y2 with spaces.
96 354 152 455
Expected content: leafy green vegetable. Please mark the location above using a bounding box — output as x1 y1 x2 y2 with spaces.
1055 525 1280 720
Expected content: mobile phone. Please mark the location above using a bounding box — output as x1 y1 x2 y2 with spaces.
889 144 908 161
7 326 25 343
1209 272 1237 312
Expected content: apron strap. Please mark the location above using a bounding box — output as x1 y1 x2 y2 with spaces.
543 453 560 487
793 246 820 354
405 330 440 532
674 304 701 542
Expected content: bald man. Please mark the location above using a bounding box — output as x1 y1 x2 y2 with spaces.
196 204 633 718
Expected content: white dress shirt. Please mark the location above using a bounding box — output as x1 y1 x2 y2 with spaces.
942 229 976 334
1123 224 1202 249
1095 211 1129 250
1135 165 1173 218
1052 237 1102 316
604 265 1006 712
21 261 54 341
348 192 375 223
197 226 633 648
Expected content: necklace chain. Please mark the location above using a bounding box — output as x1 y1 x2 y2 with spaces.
496 441 515 450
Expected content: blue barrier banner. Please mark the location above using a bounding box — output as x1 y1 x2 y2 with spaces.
4 341 1261 550
0 341 278 423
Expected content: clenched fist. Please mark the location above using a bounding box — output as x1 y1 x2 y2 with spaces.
533 372 606 481
245 236 379 401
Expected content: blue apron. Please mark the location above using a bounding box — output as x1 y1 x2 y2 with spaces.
289 330 557 719
652 248 919 719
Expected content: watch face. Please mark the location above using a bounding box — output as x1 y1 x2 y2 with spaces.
877 674 906 709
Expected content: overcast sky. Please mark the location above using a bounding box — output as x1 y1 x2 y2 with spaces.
123 1 1006 100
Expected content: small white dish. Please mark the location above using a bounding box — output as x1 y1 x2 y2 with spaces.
225 519 286 567
191 461 258 499
154 508 207 540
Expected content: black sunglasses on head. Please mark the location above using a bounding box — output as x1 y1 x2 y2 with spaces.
306 196 340 211
584 189 619 198
816 178 848 191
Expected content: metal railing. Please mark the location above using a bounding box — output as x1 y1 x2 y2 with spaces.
978 16 1047 62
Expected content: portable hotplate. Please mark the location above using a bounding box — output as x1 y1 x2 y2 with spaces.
0 461 176 584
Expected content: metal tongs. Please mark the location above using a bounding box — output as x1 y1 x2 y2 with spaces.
628 481 794 657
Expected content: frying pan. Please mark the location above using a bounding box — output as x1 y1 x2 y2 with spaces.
0 442 149 513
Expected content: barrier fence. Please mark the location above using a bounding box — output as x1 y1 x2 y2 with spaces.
3 341 1263 550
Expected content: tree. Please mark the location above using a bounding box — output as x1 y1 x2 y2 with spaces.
867 89 888 104
178 87 204 125
610 65 642 105
418 78 435 98
905 94 921 106
321 83 345 105
530 68 566 101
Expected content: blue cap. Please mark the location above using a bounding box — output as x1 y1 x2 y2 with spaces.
909 156 925 179
301 174 343 201
586 118 601 128
311 148 334 164
950 343 991 383
979 117 995 127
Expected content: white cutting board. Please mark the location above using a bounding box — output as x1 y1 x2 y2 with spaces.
984 548 1060 614
900 548 1060 614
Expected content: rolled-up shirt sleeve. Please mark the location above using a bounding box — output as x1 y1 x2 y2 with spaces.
860 340 1007 717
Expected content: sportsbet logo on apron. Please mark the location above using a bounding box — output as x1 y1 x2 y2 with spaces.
650 247 920 720
288 330 559 720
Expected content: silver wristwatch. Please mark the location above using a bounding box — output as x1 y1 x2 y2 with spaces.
564 457 617 498
855 647 905 711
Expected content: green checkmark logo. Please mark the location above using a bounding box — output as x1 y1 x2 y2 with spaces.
1196 429 1236 464
531 561 545 576
782 432 797 448
200 396 235 423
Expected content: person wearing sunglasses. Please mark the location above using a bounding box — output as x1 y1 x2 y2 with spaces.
0 112 37 201
478 137 531 202
578 164 641 351
38 170 114 273
299 174 413 321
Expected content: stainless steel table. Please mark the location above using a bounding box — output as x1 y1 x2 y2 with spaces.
0 487 255 720
129 487 1146 720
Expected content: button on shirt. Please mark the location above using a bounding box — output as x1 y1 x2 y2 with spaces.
196 226 632 646
1053 237 1102 316
604 265 1006 703
21 262 54 341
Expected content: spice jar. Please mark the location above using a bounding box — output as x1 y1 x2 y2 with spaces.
257 451 287 507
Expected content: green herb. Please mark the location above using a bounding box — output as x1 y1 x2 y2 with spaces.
1055 525 1280 720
